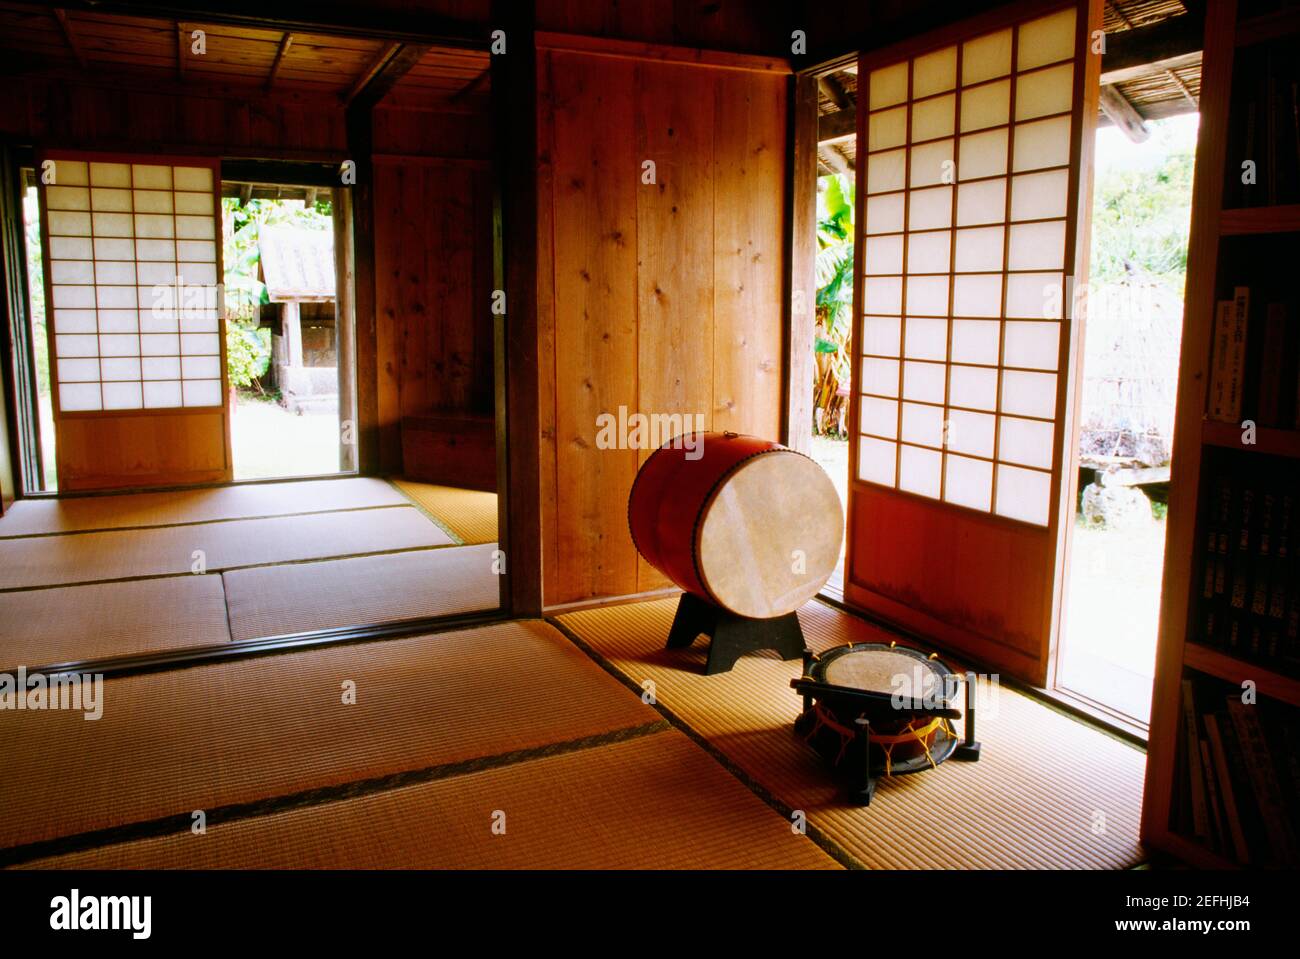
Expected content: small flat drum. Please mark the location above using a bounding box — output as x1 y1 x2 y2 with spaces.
797 643 960 776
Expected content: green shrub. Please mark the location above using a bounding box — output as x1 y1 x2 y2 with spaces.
226 320 271 389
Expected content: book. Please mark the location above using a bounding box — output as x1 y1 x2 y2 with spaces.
1226 697 1297 864
1209 301 1236 423
1208 291 1250 424
1204 713 1251 863
1200 737 1227 853
1258 303 1287 427
1182 680 1210 841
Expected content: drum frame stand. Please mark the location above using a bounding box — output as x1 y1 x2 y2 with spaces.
666 591 805 675
795 652 983 806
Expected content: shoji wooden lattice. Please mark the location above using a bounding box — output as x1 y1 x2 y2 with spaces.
41 157 224 412
855 7 1078 527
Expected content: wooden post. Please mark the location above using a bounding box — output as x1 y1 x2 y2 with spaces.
332 187 358 472
492 0 543 617
282 300 303 369
783 73 818 454
345 104 380 475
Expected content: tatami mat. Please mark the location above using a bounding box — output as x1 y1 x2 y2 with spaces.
394 479 497 545
0 478 406 539
0 575 230 668
556 597 1147 870
0 506 454 591
0 621 656 853
223 544 501 640
26 730 839 870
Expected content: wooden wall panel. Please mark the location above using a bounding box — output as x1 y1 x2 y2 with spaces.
548 51 641 601
634 60 716 593
535 49 562 614
372 106 493 157
712 70 786 438
0 77 347 159
535 0 786 54
372 155 494 473
56 411 229 492
537 44 789 607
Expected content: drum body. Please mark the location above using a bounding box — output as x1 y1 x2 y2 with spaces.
628 431 843 619
796 643 959 776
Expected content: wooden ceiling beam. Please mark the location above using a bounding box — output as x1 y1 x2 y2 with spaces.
51 8 87 71
1101 11 1202 76
267 32 294 91
343 42 430 110
45 0 483 47
1165 67 1199 109
1099 83 1150 143
1100 49 1199 86
818 144 851 175
344 42 400 106
818 108 855 144
816 74 857 146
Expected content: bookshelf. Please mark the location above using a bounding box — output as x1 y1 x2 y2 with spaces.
1142 0 1300 869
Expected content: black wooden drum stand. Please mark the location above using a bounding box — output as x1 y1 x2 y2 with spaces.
666 591 805 675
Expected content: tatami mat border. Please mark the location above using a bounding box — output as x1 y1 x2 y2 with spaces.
545 616 861 870
1 720 671 868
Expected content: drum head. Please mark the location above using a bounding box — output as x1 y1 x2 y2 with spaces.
695 450 843 618
811 643 957 706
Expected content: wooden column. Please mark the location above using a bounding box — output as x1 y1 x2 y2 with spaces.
332 187 358 473
784 72 819 454
492 0 543 616
345 104 381 475
282 301 304 368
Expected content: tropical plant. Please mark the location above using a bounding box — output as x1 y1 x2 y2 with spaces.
1089 123 1194 289
813 173 854 436
226 321 272 390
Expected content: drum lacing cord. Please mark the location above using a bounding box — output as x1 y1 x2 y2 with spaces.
803 703 955 775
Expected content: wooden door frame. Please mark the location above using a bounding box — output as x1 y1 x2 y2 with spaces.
218 158 358 480
0 148 45 500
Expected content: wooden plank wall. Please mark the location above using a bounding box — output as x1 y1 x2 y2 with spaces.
0 76 497 483
0 77 347 158
370 105 494 474
534 0 788 54
536 46 788 606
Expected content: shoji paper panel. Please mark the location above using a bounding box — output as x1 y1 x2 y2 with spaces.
43 158 222 412
856 6 1076 527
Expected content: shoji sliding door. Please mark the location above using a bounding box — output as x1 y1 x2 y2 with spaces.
39 153 231 491
845 0 1100 684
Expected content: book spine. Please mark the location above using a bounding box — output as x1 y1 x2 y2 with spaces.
1182 680 1210 841
1229 480 1255 658
1200 738 1227 853
1226 698 1296 864
1204 713 1251 864
1227 287 1250 424
1209 300 1233 422
1259 303 1286 427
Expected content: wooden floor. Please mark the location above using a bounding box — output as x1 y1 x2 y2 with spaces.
0 477 500 668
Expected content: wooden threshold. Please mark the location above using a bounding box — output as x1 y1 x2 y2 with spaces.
29 607 512 681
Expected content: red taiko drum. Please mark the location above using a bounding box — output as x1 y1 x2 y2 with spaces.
628 431 844 619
